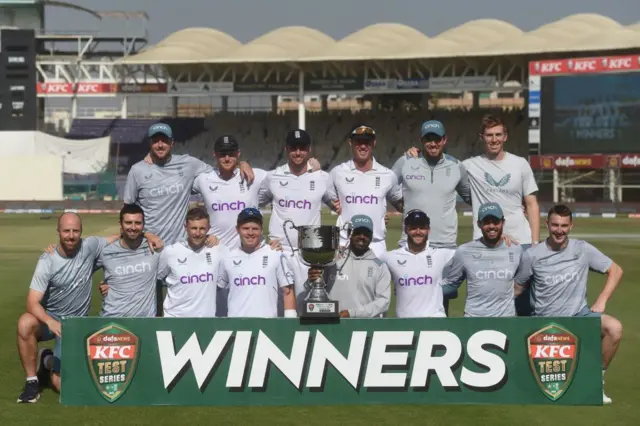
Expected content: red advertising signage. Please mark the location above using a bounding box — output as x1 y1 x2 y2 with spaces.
529 55 640 76
37 82 168 96
530 154 640 169
37 82 118 95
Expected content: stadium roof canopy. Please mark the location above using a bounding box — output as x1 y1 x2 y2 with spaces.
117 13 640 65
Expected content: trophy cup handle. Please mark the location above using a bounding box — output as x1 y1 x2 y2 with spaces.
340 220 353 251
282 219 299 254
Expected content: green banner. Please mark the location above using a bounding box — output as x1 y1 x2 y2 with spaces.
60 317 603 406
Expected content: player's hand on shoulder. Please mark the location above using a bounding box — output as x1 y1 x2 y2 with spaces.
145 233 165 253
501 234 519 247
143 153 152 165
384 213 390 225
205 234 219 247
406 147 420 158
44 243 57 254
238 161 255 185
307 158 321 173
332 199 342 214
268 239 283 252
99 281 109 297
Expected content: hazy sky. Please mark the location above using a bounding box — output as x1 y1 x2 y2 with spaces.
46 0 640 44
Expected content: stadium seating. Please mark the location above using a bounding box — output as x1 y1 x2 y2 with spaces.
67 110 528 173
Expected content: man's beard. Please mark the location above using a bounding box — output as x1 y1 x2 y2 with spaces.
482 229 503 245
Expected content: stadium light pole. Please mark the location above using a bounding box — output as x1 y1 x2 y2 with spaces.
298 70 306 130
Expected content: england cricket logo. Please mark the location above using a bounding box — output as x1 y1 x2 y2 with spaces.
86 323 140 403
526 323 579 401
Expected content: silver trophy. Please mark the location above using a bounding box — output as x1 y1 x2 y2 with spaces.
283 220 351 318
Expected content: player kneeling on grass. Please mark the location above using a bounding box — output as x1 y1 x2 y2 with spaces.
305 215 391 318
514 204 623 405
16 213 114 403
440 202 525 317
217 208 297 318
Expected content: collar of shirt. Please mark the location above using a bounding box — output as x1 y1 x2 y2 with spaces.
214 168 239 179
420 154 444 168
401 241 431 255
347 158 380 172
240 241 267 255
279 162 310 176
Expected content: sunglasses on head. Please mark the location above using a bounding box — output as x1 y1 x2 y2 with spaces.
351 126 375 137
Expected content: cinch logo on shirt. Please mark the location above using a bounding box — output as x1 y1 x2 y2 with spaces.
180 272 215 284
278 199 312 209
475 269 514 280
115 262 152 275
345 194 379 204
398 275 434 286
405 175 426 181
149 183 185 197
233 275 266 286
212 201 246 212
544 272 578 285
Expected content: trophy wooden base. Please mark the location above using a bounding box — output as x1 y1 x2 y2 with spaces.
301 300 339 318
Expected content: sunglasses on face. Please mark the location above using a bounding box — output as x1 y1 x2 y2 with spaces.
421 134 444 143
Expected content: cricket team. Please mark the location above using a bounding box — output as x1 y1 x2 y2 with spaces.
16 116 624 405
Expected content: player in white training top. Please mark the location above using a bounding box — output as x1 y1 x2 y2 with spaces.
217 208 297 318
382 210 454 318
159 207 228 318
462 114 540 317
330 125 403 258
259 129 338 300
462 114 540 246
193 135 268 250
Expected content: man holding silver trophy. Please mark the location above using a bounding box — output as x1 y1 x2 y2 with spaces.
286 214 391 318
260 129 339 305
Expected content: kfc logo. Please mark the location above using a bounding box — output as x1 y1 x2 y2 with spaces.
539 61 563 74
572 59 597 72
605 57 633 71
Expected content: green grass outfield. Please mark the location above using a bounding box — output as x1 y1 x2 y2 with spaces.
0 213 639 425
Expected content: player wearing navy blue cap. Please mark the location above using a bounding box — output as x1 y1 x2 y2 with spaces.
216 208 297 318
381 210 455 318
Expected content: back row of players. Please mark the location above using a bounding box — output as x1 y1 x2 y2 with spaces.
18 116 622 404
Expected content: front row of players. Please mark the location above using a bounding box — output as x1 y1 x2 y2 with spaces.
18 202 623 404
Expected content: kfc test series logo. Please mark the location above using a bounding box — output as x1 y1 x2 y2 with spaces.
86 323 140 403
527 323 579 401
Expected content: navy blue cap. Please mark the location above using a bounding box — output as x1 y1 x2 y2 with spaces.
148 123 173 139
237 207 263 225
404 209 430 227
286 129 311 146
214 135 239 153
